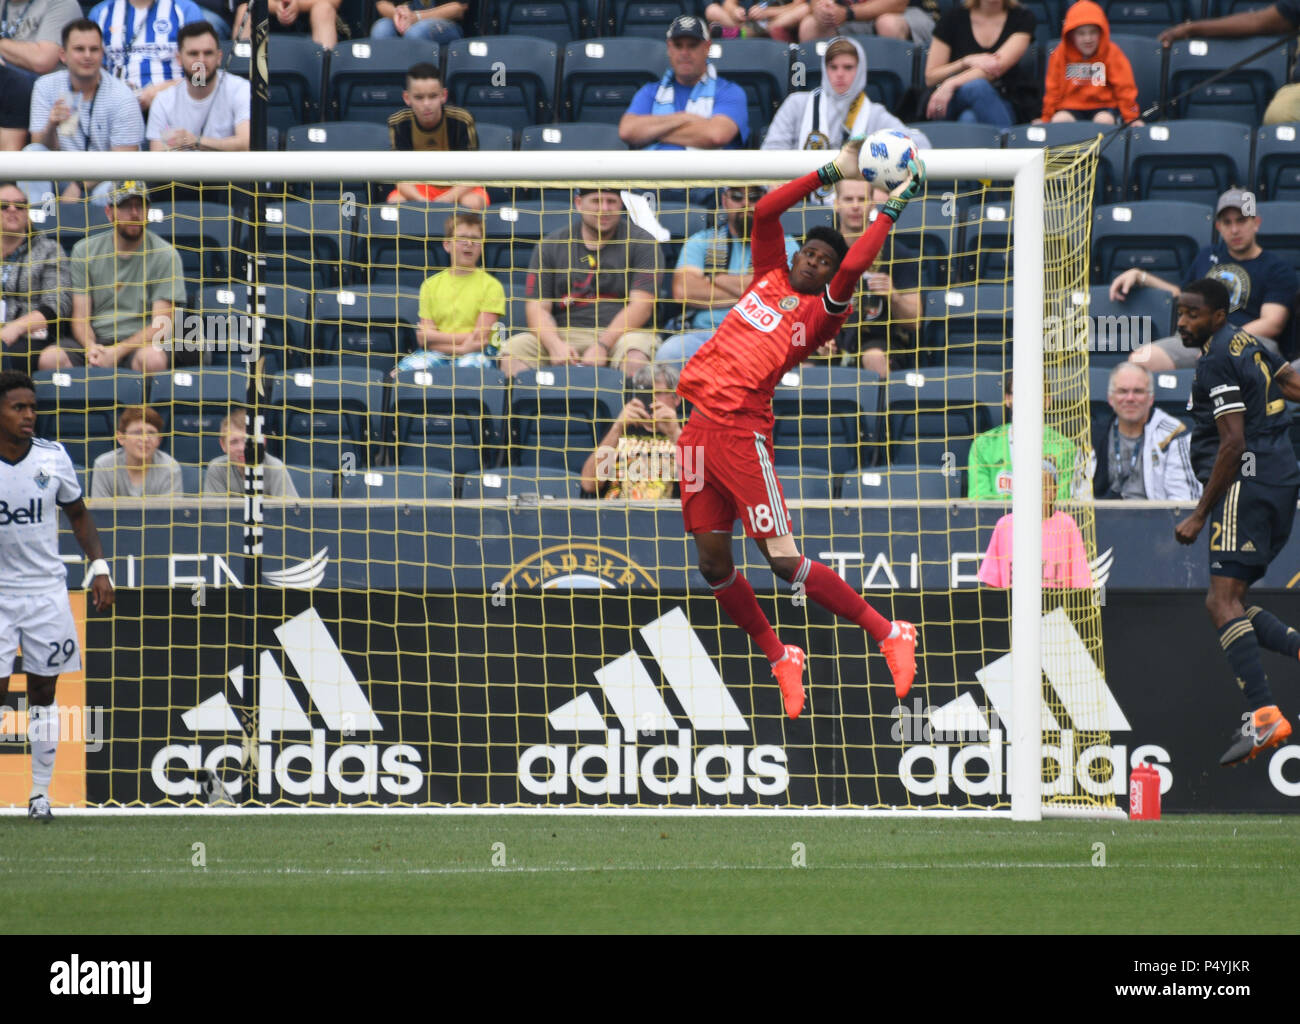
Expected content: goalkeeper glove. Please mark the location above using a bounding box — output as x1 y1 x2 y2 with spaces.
817 134 865 187
880 158 926 222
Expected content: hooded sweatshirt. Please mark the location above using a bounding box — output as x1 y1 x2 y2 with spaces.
1041 0 1140 123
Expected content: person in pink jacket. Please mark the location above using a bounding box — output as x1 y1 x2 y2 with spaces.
978 460 1093 589
1038 0 1142 125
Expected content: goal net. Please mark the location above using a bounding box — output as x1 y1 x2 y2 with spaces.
0 142 1118 817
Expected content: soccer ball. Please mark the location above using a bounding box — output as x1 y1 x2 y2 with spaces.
857 129 919 191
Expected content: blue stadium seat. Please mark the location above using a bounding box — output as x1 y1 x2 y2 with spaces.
1108 33 1165 116
771 465 834 501
327 39 439 121
606 0 693 36
509 366 625 473
884 368 1003 468
919 285 1013 365
388 365 509 473
1001 121 1126 204
150 368 249 467
890 196 963 288
1123 120 1252 206
284 121 392 202
284 465 338 499
475 121 517 151
460 465 580 499
793 36 916 112
221 37 325 131
274 366 388 471
310 288 421 372
1254 200 1300 275
840 464 963 500
769 365 886 474
653 203 710 271
482 198 573 271
180 463 201 495
358 202 455 288
1018 0 1061 47
147 199 234 296
957 200 1014 284
33 368 147 471
262 197 358 289
707 38 791 143
913 120 1003 149
559 38 662 124
779 203 835 238
1091 200 1213 284
493 0 598 44
444 36 558 134
1083 283 1176 365
1204 0 1275 13
1254 123 1300 202
338 467 458 499
520 122 627 150
1167 37 1289 125
195 283 311 371
1100 0 1191 33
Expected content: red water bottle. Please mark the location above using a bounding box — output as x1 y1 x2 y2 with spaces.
1129 762 1161 821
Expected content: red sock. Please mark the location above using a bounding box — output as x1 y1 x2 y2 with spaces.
795 558 892 643
710 569 786 664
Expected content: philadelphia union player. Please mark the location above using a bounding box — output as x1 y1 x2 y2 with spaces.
0 371 113 819
676 138 921 719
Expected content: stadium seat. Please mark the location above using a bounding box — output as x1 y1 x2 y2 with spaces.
150 368 249 467
957 200 1013 284
475 121 517 151
493 0 598 44
653 202 710 271
1254 123 1300 202
274 366 388 471
520 122 627 150
180 463 201 495
793 36 916 112
310 288 421 372
771 465 834 501
388 365 509 474
33 368 147 471
919 285 1013 365
282 465 336 499
31 200 90 258
606 0 692 36
147 199 234 296
1018 0 1061 46
769 365 886 474
1099 0 1191 34
284 121 392 203
1001 121 1126 204
1091 200 1213 285
359 202 455 288
326 39 439 122
1204 0 1274 12
840 464 963 501
1254 201 1300 274
1108 33 1165 117
884 368 1002 468
707 38 791 143
509 365 625 473
221 37 326 131
913 121 1002 149
460 464 579 499
1123 120 1252 206
1166 37 1289 125
559 38 662 125
1082 283 1176 365
443 36 558 134
195 283 311 372
780 203 835 238
890 196 963 288
338 467 458 500
482 199 575 272
262 198 359 289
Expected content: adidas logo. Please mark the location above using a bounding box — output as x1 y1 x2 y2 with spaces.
1241 541 1256 553
518 607 789 798
151 607 421 799
896 608 1166 798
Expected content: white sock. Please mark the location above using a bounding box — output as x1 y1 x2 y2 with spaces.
28 703 58 800
886 622 901 640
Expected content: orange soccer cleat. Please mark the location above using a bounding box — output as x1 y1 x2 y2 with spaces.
1220 705 1292 766
880 621 917 698
772 645 806 719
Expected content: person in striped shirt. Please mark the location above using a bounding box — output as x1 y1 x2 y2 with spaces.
88 0 205 112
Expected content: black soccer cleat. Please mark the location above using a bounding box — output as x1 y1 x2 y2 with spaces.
1220 705 1292 766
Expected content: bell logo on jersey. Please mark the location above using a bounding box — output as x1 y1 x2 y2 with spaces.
735 291 784 333
0 498 43 525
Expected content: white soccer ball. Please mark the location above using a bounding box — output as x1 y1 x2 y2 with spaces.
857 129 919 191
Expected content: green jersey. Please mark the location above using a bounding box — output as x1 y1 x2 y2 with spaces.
967 423 1081 500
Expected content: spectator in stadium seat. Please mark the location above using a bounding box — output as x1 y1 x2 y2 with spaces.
978 459 1093 588
1090 362 1201 501
391 211 504 373
1120 189 1297 371
580 364 682 499
705 0 809 42
0 182 71 376
42 181 184 373
146 22 249 151
369 0 465 43
499 186 660 378
91 405 183 497
968 369 1083 500
231 0 343 48
763 37 931 158
386 62 486 209
823 176 920 374
1037 0 1141 126
656 185 799 368
923 0 1038 128
797 0 939 47
0 0 84 151
619 15 750 152
22 19 145 205
204 407 298 498
1158 1 1300 124
88 0 206 113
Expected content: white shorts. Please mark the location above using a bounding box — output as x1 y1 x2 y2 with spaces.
0 590 81 678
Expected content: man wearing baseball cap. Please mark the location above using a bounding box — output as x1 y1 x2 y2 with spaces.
618 15 750 151
38 180 185 373
1115 187 1297 371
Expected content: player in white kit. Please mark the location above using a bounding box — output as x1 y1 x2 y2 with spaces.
0 372 114 820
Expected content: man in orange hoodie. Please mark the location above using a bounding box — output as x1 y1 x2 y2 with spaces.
1038 0 1142 125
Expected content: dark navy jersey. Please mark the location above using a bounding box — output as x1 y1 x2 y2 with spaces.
1189 323 1300 486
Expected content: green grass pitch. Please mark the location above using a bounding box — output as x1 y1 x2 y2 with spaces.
3 814 1299 933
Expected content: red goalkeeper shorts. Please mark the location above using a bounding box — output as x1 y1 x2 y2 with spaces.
677 414 792 539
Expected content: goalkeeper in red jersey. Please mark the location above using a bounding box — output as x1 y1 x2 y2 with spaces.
675 137 921 719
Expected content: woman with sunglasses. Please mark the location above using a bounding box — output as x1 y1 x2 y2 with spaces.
0 183 71 377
